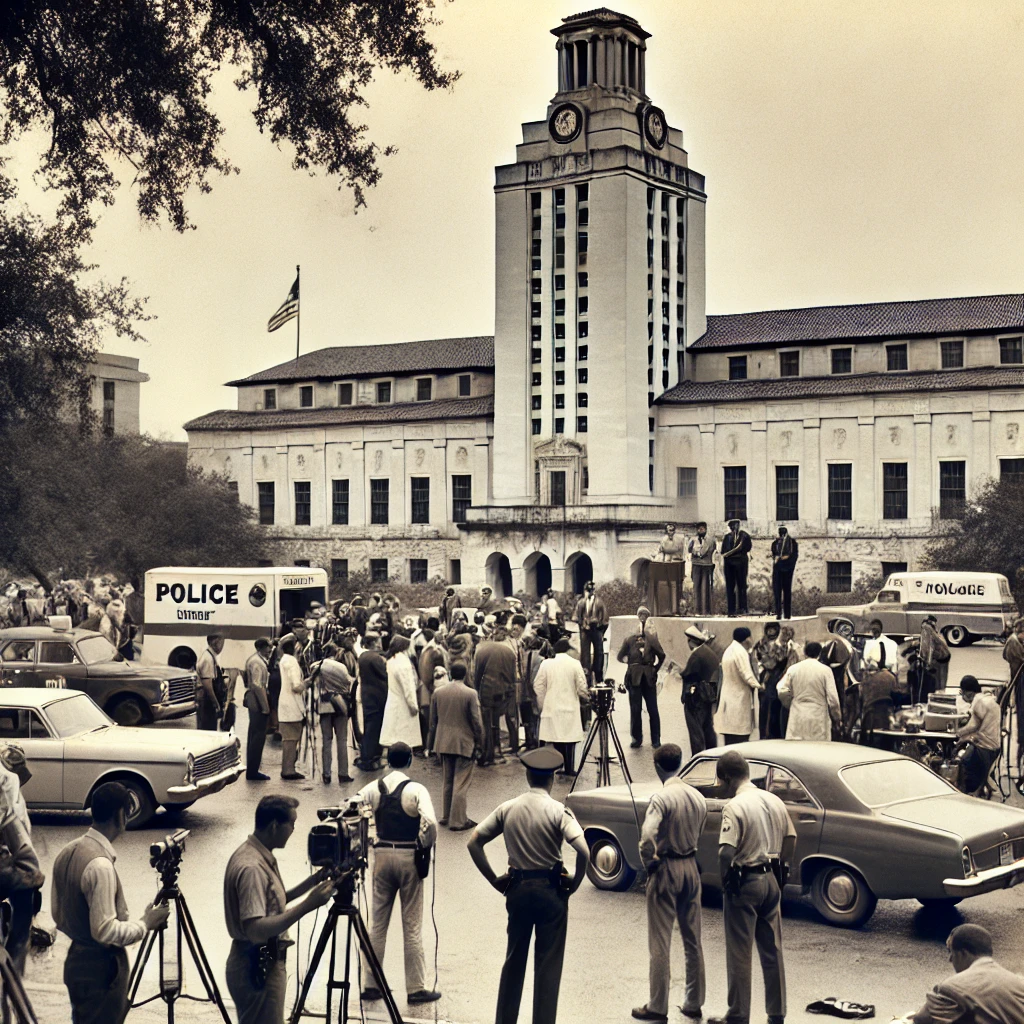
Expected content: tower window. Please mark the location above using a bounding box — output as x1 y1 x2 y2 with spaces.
531 278 541 294
577 392 588 407
531 348 542 364
577 368 588 384
532 215 541 231
531 192 541 209
555 298 565 316
531 239 541 257
555 188 565 207
578 345 588 360
577 322 588 338
532 395 542 411
577 207 589 226
577 232 588 253
555 324 565 339
577 416 588 433
555 417 564 434
555 370 565 386
555 212 566 230
578 296 588 315
555 394 564 409
532 372 542 387
578 272 588 288
555 275 565 291
576 183 589 202
532 419 541 436
531 301 541 319
555 348 565 363
532 325 542 341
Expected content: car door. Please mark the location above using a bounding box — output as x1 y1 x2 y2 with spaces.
766 764 824 880
0 640 38 687
0 705 63 805
36 640 88 691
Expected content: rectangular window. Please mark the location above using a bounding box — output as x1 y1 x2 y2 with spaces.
724 466 747 521
779 351 800 377
578 296 588 315
882 462 908 519
578 344 588 360
1000 336 1023 365
577 232 588 253
331 479 349 525
452 475 472 523
555 347 565 362
410 476 430 524
728 356 747 380
827 561 853 593
554 275 565 291
554 370 565 386
555 188 565 206
577 392 588 407
577 368 588 384
550 471 566 506
531 348 542 364
458 374 471 396
449 559 462 585
263 388 277 410
555 394 564 409
576 183 589 202
532 258 541 272
532 215 541 231
532 395 542 410
881 561 908 579
338 382 353 405
577 322 589 338
294 481 311 526
331 559 349 581
1000 457 1024 484
532 419 541 435
370 479 389 525
555 323 565 339
677 467 697 498
531 301 542 319
410 558 428 584
227 481 238 500
831 348 852 374
294 560 311 568
531 239 541 258
577 416 588 432
941 340 964 369
577 272 588 288
370 559 389 583
257 482 275 525
775 465 799 520
299 385 314 408
886 344 908 371
555 236 565 268
939 460 966 519
827 464 853 520
376 381 392 404
555 212 566 230
101 381 116 435
416 377 432 401
531 191 540 210
531 372 542 387
554 298 565 316
554 417 564 433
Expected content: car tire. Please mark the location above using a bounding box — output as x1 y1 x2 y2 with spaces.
809 864 877 928
918 897 963 909
108 696 149 727
942 625 972 647
585 834 637 891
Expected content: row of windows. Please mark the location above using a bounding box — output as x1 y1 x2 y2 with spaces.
533 369 589 387
728 336 1024 381
532 417 588 435
531 272 589 294
327 557 462 585
532 393 588 409
263 375 472 411
255 476 472 527
532 345 588 364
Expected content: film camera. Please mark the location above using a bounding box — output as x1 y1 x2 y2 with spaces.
308 798 372 875
150 829 189 885
590 684 616 719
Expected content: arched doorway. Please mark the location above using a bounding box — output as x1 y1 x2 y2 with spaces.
523 552 553 598
566 552 594 595
485 552 514 599
630 557 651 598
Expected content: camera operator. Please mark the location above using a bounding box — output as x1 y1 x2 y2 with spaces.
52 782 169 1024
355 742 441 1005
224 795 335 1024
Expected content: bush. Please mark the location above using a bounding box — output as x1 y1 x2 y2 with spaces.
595 579 646 618
328 572 488 614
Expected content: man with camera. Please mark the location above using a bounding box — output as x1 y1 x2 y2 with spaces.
52 781 170 1024
355 742 441 1005
708 751 795 1024
467 746 590 1024
224 794 335 1024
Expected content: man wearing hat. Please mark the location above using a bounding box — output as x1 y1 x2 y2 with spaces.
681 627 720 755
574 581 608 686
770 527 798 620
467 747 590 1024
721 519 752 617
617 607 666 749
955 676 1002 794
688 523 716 616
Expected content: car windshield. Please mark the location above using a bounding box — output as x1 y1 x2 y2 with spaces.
841 759 954 807
76 636 123 665
45 694 112 738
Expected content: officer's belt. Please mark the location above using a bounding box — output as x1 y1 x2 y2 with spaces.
375 840 417 850
735 862 772 875
659 850 696 860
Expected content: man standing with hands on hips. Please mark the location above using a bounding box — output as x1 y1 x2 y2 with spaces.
574 580 608 686
467 747 590 1024
721 519 752 617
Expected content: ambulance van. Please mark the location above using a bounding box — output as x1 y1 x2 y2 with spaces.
142 566 328 673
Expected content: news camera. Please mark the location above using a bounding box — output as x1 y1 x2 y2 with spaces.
149 829 189 887
308 798 372 876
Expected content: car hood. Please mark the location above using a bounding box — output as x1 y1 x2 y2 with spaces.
86 661 190 681
67 725 232 758
882 795 1024 842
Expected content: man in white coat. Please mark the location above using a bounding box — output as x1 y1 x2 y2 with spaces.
777 641 842 741
535 637 590 776
714 628 762 746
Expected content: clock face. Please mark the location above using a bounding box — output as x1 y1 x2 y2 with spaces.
644 106 667 149
549 103 582 144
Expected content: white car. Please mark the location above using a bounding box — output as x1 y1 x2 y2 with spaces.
0 688 243 827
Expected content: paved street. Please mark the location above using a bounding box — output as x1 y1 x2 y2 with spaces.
21 641 1024 1023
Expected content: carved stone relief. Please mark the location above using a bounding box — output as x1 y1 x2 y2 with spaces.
833 428 846 449
373 449 383 472
1008 423 1019 442
455 446 468 465
889 427 902 445
415 447 426 467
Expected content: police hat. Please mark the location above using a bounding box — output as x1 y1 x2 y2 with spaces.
519 747 564 773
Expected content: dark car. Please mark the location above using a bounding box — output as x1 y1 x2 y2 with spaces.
0 626 197 726
565 740 1024 928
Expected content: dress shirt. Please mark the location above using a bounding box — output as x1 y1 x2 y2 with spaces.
719 781 794 867
77 828 145 947
639 777 708 869
243 652 271 715
356 771 437 848
475 789 583 871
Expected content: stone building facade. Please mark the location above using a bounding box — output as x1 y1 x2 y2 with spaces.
185 9 1024 599
88 353 149 435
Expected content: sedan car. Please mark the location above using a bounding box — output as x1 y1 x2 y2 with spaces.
565 740 1024 928
0 688 242 828
0 626 197 725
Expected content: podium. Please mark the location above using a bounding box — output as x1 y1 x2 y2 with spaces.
646 561 684 617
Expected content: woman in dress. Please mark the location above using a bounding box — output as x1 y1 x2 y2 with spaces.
380 635 422 752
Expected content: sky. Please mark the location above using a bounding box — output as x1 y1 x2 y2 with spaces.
49 1 1024 438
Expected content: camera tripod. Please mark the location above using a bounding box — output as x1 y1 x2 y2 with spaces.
127 865 231 1022
570 684 633 793
0 944 38 1024
290 872 403 1024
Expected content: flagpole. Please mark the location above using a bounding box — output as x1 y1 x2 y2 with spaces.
295 264 301 362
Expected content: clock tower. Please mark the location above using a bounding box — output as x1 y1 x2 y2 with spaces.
491 8 707 506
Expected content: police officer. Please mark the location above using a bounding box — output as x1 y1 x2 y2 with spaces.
467 747 590 1024
708 751 795 1024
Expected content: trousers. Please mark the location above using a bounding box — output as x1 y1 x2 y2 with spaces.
440 753 475 827
225 943 287 1024
496 878 568 1024
520 702 539 749
246 708 268 777
646 856 705 1015
361 707 384 765
579 626 605 683
691 564 714 616
505 696 520 754
628 680 661 746
684 700 717 756
481 706 503 764
64 943 130 1024
320 711 349 777
724 560 748 615
196 693 220 731
772 569 794 620
961 744 999 794
723 872 786 1023
363 849 426 993
758 692 785 741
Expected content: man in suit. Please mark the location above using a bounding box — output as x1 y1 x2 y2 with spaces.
440 588 462 631
473 627 518 766
721 519 752 617
429 662 484 831
356 632 388 771
770 527 798 620
574 581 608 686
617 606 666 749
417 629 447 753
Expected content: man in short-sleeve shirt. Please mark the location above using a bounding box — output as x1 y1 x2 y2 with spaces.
468 747 589 1024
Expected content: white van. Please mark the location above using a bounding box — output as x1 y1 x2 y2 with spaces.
818 571 1018 646
142 567 328 673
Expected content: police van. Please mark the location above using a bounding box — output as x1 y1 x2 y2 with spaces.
818 571 1018 646
142 566 328 672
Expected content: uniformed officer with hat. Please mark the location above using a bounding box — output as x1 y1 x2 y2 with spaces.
467 747 590 1024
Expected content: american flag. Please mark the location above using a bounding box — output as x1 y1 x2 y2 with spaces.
267 275 299 332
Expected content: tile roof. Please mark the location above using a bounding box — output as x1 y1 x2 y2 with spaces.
691 294 1024 351
657 367 1024 406
184 395 494 432
226 336 494 386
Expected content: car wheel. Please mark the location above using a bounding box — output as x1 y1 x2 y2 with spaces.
942 625 972 647
118 780 157 829
918 897 963 909
169 646 198 670
109 696 148 727
810 864 877 928
585 834 637 891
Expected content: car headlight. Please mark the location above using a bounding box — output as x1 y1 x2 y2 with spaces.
961 845 975 877
160 681 169 703
185 753 195 785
